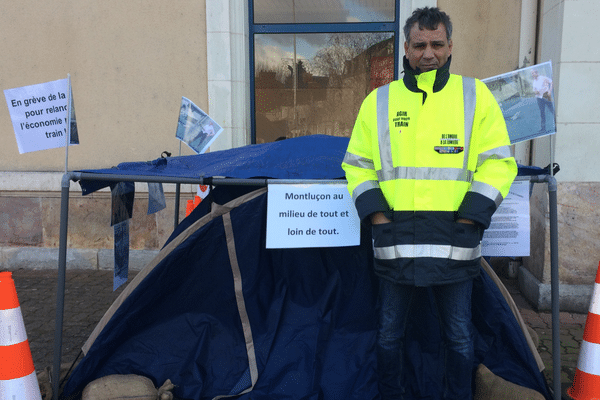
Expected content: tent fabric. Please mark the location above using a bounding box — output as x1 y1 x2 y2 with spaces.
63 135 550 399
64 188 381 399
63 189 550 400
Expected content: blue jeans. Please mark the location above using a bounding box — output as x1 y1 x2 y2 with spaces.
536 97 555 132
377 278 474 400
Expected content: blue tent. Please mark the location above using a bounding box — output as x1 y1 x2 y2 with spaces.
63 135 550 399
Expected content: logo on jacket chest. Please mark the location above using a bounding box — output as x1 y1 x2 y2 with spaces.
435 134 464 154
440 134 459 145
393 111 410 128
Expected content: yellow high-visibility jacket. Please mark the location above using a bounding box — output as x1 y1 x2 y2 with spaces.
342 59 517 286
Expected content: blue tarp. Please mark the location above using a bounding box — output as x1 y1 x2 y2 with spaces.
77 135 348 195
64 135 550 399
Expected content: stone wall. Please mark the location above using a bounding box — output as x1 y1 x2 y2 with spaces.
522 181 600 312
0 189 195 270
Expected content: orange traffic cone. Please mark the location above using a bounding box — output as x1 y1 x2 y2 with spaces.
185 199 195 217
193 195 202 207
568 261 600 399
0 271 42 398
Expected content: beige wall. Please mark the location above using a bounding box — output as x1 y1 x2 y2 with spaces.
521 0 600 311
0 0 522 171
439 0 522 79
0 1 208 171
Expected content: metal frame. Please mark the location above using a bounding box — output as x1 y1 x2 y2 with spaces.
52 172 341 398
52 171 560 400
530 174 561 400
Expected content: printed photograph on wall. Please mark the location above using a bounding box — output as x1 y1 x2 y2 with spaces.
482 61 556 144
175 97 223 154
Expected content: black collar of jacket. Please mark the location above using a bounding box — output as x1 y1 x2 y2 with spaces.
402 55 452 93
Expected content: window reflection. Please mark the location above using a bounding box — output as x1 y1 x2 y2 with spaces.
254 0 395 23
255 32 394 143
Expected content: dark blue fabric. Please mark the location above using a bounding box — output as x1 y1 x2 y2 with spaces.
63 191 380 399
378 279 475 399
516 163 550 176
147 182 166 215
112 220 129 291
77 135 349 195
63 189 550 400
110 182 134 226
472 271 549 395
110 182 134 291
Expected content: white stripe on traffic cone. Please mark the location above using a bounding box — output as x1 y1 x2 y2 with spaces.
568 261 600 400
0 272 42 399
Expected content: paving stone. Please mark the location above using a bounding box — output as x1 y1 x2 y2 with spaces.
6 268 588 398
11 269 135 373
560 335 580 350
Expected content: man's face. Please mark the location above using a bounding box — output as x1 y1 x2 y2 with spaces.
404 23 453 72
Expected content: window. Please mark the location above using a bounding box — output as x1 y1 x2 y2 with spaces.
254 0 395 23
250 0 400 143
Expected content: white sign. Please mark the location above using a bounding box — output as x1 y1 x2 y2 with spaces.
266 183 361 249
481 179 530 257
4 78 77 154
175 97 223 154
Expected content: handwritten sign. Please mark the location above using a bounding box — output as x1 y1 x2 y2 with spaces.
4 78 78 154
266 183 360 249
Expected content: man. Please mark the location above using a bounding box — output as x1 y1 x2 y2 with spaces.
341 7 517 400
531 69 555 134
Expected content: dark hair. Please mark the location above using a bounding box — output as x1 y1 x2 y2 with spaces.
403 7 452 43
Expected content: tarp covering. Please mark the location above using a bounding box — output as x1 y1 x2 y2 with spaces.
63 135 550 399
77 135 349 195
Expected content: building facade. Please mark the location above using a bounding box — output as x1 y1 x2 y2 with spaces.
0 0 598 311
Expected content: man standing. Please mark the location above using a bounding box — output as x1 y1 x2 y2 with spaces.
531 69 555 134
341 7 517 400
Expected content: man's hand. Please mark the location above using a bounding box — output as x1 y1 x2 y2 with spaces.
371 212 391 225
371 213 474 225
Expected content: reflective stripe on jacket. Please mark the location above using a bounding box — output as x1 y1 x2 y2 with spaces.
341 61 517 286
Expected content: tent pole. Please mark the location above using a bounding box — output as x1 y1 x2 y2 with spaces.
73 172 340 187
531 174 560 400
174 183 181 229
52 173 72 400
548 176 560 400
